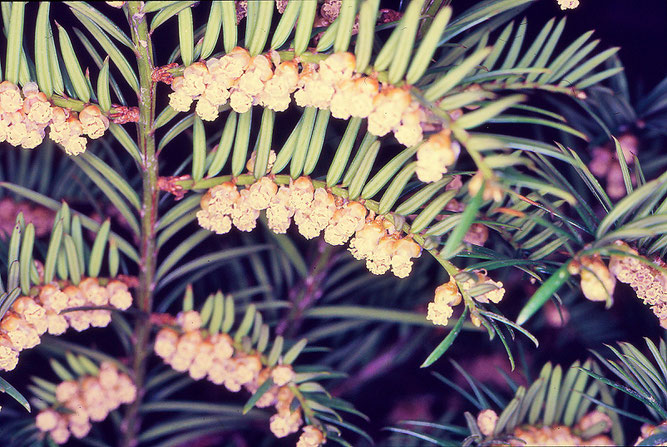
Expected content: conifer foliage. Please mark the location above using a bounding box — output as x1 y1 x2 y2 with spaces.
0 1 665 446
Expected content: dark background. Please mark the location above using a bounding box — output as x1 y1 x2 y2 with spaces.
526 0 667 91
1 1 665 446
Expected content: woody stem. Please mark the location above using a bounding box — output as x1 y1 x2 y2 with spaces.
120 2 158 447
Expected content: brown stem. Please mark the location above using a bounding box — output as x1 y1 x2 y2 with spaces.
277 241 334 338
